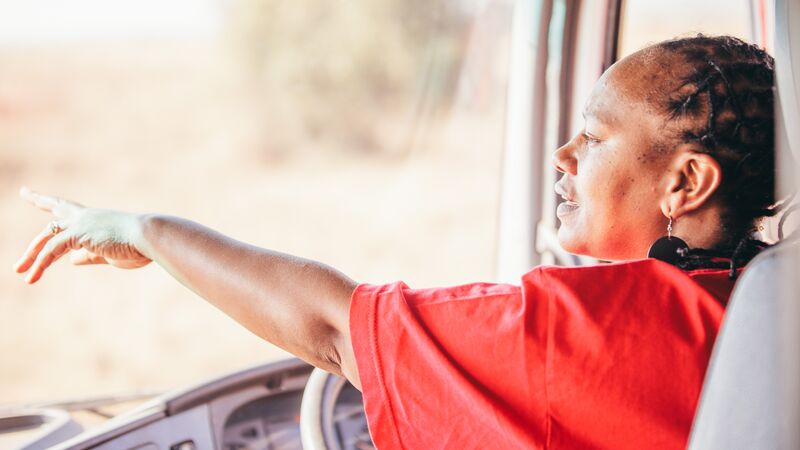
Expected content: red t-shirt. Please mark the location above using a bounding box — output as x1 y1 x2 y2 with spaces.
350 259 736 449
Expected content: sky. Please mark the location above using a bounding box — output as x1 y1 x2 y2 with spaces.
0 0 756 49
0 0 221 46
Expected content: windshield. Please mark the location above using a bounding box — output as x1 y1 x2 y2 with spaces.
1 0 512 406
0 0 756 416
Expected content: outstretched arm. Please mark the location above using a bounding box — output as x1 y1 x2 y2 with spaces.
14 189 361 389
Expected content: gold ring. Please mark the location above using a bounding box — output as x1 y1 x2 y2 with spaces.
49 221 63 235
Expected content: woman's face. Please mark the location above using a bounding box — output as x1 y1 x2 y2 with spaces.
553 53 675 261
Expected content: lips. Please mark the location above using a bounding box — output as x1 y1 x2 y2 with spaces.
554 181 578 203
557 201 579 217
554 181 579 217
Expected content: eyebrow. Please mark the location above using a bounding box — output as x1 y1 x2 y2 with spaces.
582 108 615 128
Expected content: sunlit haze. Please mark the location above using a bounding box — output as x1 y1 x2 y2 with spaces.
0 0 220 46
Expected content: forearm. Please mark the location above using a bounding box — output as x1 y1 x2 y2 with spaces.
135 214 359 384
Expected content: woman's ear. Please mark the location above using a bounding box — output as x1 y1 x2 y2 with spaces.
660 150 722 219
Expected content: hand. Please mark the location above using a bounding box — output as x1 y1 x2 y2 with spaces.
14 187 152 284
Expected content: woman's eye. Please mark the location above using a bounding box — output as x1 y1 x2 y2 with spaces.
582 132 601 146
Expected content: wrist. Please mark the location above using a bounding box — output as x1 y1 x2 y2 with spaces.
131 213 162 261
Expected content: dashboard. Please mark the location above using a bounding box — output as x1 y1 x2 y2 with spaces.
221 383 370 450
46 359 372 450
222 392 304 450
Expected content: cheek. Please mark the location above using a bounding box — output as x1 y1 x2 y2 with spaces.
557 131 669 258
557 157 622 253
582 157 663 240
571 152 646 244
579 156 631 217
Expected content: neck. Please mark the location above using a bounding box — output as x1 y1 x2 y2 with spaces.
672 206 727 250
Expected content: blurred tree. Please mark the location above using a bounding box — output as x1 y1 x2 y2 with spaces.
224 0 471 156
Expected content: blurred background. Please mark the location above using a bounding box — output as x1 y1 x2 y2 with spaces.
0 0 514 406
1 0 750 409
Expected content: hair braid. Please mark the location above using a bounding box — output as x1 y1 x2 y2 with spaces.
654 35 779 276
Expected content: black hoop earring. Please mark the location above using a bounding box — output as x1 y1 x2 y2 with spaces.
647 215 689 266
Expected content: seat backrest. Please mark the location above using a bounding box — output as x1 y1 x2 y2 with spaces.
687 241 800 449
688 1 800 447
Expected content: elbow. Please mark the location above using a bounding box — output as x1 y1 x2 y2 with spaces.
311 275 361 389
309 323 361 391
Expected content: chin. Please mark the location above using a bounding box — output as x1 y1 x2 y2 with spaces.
556 226 590 257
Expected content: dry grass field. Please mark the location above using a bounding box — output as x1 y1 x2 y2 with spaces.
0 42 504 406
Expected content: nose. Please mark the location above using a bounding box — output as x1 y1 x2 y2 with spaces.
552 136 578 175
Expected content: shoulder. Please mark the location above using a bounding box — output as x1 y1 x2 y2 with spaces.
353 279 521 309
524 258 687 279
521 259 734 306
523 258 730 283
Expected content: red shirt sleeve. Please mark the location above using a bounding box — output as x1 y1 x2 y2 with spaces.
350 260 733 450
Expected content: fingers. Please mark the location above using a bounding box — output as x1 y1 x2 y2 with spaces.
70 249 109 266
16 230 109 284
14 223 60 273
19 187 60 212
24 233 74 284
19 186 84 217
16 187 88 281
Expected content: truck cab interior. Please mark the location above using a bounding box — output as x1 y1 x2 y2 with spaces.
2 0 797 449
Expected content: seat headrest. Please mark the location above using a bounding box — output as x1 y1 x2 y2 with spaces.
775 0 800 174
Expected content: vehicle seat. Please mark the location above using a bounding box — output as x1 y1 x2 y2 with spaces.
687 240 800 449
688 0 800 446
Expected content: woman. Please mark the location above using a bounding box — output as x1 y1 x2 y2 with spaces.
14 35 777 449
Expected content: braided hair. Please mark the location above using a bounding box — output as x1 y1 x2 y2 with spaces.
649 35 779 278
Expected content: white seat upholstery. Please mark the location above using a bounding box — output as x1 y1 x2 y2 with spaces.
688 0 800 448
688 240 800 449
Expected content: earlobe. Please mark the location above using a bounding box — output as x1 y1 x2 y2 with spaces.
659 169 686 219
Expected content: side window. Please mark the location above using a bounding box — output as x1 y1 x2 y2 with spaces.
617 0 753 58
616 0 781 242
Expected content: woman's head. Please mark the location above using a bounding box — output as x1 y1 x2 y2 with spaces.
553 35 776 261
